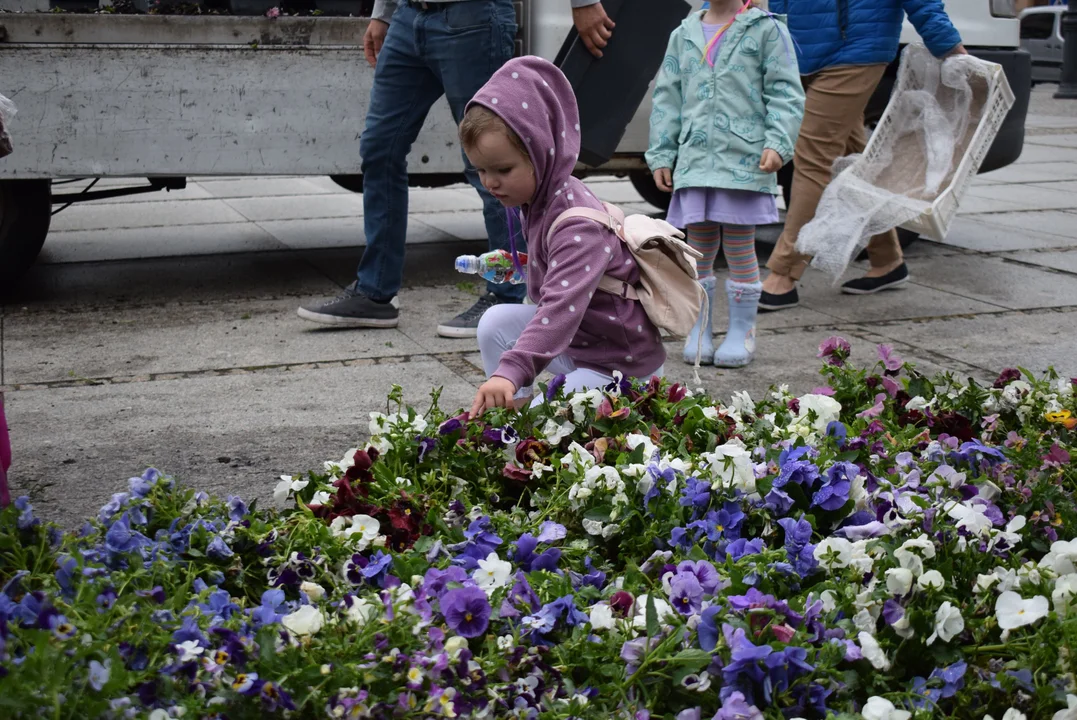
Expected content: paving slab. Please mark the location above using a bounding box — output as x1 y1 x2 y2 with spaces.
1025 133 1077 147
963 183 1077 213
794 270 1002 323
929 216 1076 252
960 210 1077 241
873 311 1077 381
49 198 249 233
1002 248 1077 275
257 215 453 250
224 193 365 222
1012 144 1077 165
2 297 430 385
905 253 1077 310
39 222 287 264
197 177 334 198
2 360 478 529
409 211 488 242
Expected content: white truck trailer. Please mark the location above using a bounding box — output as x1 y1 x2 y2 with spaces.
0 1 1032 287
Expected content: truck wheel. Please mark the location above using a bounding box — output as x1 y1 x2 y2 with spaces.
0 180 51 292
629 170 671 212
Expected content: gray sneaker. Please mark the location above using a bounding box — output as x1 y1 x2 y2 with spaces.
436 293 507 339
297 281 399 328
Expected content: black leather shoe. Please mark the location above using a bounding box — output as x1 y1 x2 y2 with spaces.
841 263 909 295
758 287 799 312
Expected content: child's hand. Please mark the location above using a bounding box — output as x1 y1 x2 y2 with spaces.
470 377 518 417
653 168 673 193
759 149 783 174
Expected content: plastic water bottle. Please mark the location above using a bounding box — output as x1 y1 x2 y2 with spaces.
454 249 527 285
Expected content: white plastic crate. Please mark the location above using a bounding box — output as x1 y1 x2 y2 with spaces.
796 44 1017 278
865 45 1016 242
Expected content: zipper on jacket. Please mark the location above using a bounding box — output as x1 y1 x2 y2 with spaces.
837 0 848 40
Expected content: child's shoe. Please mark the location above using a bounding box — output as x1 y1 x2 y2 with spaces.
683 275 716 365
714 279 762 368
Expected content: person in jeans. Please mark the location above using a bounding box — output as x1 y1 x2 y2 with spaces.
758 0 966 312
298 0 616 338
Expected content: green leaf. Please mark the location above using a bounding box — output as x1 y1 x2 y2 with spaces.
584 506 613 524
645 595 659 638
689 544 709 562
629 444 646 465
756 476 773 495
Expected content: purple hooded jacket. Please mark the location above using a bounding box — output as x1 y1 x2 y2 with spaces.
467 57 666 391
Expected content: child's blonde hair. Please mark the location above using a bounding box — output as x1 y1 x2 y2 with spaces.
460 105 531 161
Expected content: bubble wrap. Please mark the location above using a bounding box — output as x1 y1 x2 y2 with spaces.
795 44 997 281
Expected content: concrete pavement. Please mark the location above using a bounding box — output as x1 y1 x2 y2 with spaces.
3 86 1077 527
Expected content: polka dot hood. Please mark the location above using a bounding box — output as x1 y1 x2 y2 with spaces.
468 57 666 390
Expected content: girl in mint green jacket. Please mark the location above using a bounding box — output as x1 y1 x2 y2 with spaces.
647 0 803 368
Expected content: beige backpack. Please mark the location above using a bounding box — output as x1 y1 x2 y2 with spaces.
545 202 706 338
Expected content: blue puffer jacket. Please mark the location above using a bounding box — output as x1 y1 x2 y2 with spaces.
767 0 962 76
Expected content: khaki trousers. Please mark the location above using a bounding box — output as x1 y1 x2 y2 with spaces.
767 63 903 280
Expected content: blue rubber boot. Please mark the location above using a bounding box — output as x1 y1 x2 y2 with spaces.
683 275 716 365
714 279 762 368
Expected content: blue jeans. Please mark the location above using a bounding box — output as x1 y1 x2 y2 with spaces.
356 0 526 304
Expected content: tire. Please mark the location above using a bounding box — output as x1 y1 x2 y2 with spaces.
629 170 672 212
0 180 52 292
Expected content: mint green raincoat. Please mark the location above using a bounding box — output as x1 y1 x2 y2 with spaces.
646 8 805 196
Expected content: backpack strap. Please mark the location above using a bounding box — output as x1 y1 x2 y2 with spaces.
545 203 639 300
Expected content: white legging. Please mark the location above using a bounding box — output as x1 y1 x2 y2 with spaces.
476 304 663 406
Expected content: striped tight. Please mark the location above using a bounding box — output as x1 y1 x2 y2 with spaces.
685 223 760 284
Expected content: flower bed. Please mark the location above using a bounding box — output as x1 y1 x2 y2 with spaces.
2 339 1076 719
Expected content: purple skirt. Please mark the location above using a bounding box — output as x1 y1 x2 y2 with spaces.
666 187 779 228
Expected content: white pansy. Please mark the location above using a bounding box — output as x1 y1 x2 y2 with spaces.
473 553 513 594
540 419 575 445
862 696 911 720
444 635 468 659
329 514 381 549
819 590 837 613
1000 711 1027 720
324 448 358 474
625 433 657 460
273 475 310 503
927 601 964 645
814 537 854 570
904 396 934 412
631 595 676 630
582 518 619 538
730 390 755 416
892 612 915 639
343 596 378 627
975 572 1000 594
568 389 604 422
586 465 625 493
947 501 994 537
310 491 331 506
701 443 756 494
1040 539 1077 576
368 412 391 436
995 568 1021 593
886 568 914 596
996 591 1049 630
1055 575 1077 616
282 605 324 636
588 602 616 631
990 515 1026 551
853 609 877 635
795 393 842 435
894 534 936 577
1052 694 1077 720
918 570 946 591
175 640 204 662
300 582 326 601
561 442 596 473
858 631 890 670
497 635 514 651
